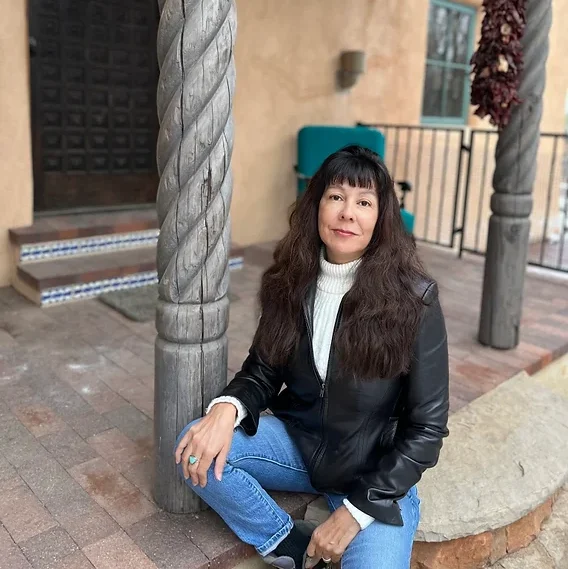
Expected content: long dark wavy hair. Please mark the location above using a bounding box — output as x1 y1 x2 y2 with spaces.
254 145 431 379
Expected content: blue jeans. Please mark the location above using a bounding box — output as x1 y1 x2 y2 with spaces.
176 415 420 568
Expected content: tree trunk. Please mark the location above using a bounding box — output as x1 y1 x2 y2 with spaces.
153 0 236 513
478 0 552 349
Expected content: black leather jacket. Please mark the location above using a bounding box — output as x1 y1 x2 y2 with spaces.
221 278 449 526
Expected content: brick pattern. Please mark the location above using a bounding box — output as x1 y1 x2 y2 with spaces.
0 242 567 569
411 496 555 569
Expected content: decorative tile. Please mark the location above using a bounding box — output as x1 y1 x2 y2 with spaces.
41 272 159 306
39 258 242 306
20 230 159 262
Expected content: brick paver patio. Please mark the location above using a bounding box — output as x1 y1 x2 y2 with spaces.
1 242 567 568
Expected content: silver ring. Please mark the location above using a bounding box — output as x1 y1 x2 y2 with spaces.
322 558 331 564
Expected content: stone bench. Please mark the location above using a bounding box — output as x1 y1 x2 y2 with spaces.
298 354 568 569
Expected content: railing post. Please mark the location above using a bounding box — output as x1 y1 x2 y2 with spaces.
450 129 467 249
153 0 237 513
458 131 475 259
478 0 552 349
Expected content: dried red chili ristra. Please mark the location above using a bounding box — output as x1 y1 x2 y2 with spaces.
470 0 526 129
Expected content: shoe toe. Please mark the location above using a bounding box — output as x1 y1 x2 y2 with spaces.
264 554 296 569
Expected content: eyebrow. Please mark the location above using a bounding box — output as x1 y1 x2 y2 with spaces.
328 184 377 195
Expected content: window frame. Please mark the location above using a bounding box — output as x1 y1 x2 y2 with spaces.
421 0 477 126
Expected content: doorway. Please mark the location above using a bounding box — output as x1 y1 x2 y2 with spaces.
29 0 160 212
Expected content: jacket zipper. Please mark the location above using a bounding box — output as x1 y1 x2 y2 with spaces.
303 298 345 474
302 301 325 394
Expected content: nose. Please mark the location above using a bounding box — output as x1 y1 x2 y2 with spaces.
339 201 355 221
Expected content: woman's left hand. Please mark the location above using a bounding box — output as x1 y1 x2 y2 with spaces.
305 505 360 567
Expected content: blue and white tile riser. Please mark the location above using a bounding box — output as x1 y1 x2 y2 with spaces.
20 230 160 262
40 257 244 306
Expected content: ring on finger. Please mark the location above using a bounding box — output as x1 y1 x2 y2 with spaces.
188 455 199 465
322 558 331 564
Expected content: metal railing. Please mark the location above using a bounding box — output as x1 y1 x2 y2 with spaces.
358 122 568 274
459 130 568 273
358 122 469 249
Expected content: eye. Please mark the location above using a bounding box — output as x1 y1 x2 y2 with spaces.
329 194 343 201
359 200 372 207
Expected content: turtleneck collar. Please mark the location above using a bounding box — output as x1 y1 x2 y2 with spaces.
317 249 361 295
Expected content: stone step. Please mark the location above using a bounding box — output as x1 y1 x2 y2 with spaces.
298 355 568 569
9 210 158 245
13 245 244 306
9 210 159 262
410 354 568 569
491 486 568 569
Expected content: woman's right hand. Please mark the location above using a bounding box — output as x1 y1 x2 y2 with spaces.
174 403 237 487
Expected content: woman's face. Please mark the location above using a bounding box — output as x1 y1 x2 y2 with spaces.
318 182 379 264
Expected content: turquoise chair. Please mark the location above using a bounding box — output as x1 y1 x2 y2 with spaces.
295 125 414 234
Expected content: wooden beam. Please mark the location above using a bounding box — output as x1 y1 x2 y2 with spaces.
478 0 552 349
153 0 237 513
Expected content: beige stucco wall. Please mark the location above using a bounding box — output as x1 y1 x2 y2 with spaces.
231 0 568 248
0 0 566 284
232 0 430 246
0 0 33 286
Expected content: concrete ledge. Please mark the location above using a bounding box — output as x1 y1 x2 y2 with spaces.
417 354 568 543
301 355 568 569
407 354 568 569
412 495 559 569
240 355 568 569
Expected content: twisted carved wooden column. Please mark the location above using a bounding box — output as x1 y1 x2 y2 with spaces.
153 0 236 512
478 0 552 349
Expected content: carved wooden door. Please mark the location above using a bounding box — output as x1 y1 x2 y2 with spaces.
29 0 159 211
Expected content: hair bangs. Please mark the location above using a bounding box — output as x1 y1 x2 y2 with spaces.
323 152 378 192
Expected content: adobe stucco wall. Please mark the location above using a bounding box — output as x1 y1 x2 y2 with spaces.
231 0 568 247
0 0 33 286
231 0 432 247
0 0 566 286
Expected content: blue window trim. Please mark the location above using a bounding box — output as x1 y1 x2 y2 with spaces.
421 0 477 126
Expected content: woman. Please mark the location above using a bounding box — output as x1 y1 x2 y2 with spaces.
175 145 449 569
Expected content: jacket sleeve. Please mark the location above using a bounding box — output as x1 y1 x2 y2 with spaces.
346 283 450 526
219 346 284 436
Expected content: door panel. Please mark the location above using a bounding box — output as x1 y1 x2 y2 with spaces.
30 0 159 212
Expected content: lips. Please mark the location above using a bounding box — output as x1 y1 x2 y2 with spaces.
332 229 357 236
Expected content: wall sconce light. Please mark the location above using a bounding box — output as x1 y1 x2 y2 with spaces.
338 50 366 90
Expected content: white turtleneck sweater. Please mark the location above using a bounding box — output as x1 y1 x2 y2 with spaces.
207 251 375 530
